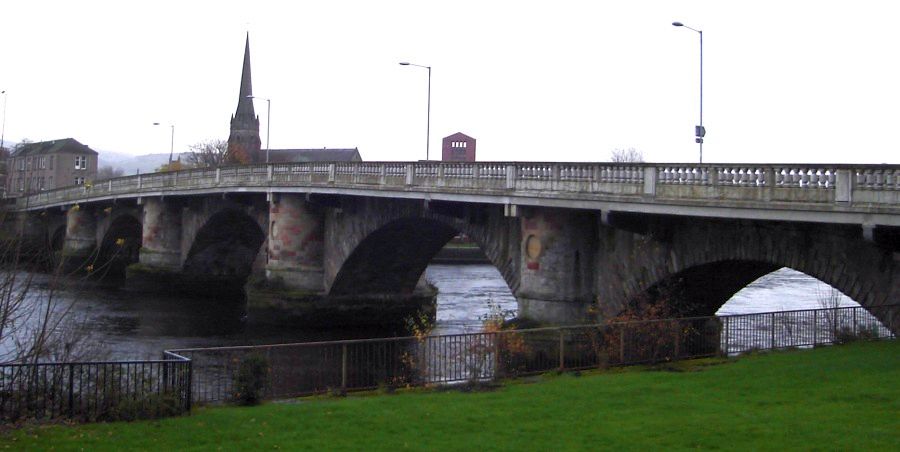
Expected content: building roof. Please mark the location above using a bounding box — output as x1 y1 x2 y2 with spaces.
443 132 475 141
10 138 98 157
267 148 362 163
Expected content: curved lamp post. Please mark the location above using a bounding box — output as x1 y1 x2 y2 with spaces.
153 122 175 165
1 90 7 153
399 62 432 161
247 95 271 163
673 21 704 163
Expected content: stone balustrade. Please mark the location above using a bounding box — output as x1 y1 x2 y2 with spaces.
12 162 900 215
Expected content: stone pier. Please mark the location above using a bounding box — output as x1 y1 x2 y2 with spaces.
515 208 596 324
264 194 324 291
61 205 96 272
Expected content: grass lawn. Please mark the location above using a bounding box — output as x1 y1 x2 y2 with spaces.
2 340 898 451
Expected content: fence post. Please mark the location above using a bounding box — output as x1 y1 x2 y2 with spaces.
558 329 565 372
162 354 169 394
186 360 193 413
493 332 501 381
619 326 626 363
341 344 348 391
673 321 680 359
771 312 776 349
813 310 818 345
853 308 858 336
721 317 728 356
68 364 75 418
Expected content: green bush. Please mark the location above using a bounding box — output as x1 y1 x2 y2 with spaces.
233 354 270 406
834 325 881 345
101 392 183 422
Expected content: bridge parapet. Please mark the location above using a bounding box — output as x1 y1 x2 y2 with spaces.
11 162 900 224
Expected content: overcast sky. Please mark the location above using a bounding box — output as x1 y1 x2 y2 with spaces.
2 1 898 164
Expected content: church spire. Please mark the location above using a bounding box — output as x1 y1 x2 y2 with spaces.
235 33 256 118
228 33 262 163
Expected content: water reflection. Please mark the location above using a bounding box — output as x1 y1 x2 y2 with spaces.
2 265 863 361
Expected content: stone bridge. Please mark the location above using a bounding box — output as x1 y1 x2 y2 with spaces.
7 162 900 328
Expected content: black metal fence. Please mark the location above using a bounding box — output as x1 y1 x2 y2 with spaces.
168 304 897 404
0 351 192 422
722 304 896 353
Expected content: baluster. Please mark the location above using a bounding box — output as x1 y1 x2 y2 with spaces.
864 169 874 188
874 169 884 189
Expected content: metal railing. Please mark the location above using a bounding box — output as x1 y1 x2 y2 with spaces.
12 162 900 211
168 304 897 404
0 351 192 422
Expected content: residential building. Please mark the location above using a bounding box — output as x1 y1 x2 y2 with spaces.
6 138 98 196
441 132 476 162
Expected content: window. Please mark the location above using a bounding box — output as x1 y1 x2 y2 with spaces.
17 159 25 171
49 156 54 170
39 156 47 169
48 176 53 189
17 178 23 191
75 177 85 185
75 155 87 170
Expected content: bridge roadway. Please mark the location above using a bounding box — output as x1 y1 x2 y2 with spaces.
7 162 900 329
13 161 900 226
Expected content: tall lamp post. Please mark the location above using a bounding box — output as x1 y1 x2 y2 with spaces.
672 21 705 163
153 122 175 166
1 90 7 153
399 62 431 161
247 95 271 163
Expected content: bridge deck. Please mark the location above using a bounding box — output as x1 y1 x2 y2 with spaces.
11 162 900 226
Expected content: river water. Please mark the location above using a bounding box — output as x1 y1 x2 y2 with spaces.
2 265 863 360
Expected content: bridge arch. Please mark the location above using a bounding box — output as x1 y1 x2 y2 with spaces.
325 197 520 298
597 217 898 328
183 208 266 281
95 213 142 279
49 225 66 254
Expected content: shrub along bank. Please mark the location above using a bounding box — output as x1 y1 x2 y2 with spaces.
2 340 898 451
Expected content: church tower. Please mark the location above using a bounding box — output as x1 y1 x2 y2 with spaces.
227 33 262 163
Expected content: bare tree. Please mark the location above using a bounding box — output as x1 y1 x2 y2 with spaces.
185 139 228 168
610 148 644 163
96 165 125 180
0 211 105 363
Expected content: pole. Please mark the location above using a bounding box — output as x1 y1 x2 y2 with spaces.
699 30 703 164
399 62 432 160
0 90 7 154
672 22 704 163
265 98 271 164
168 124 175 166
426 66 431 161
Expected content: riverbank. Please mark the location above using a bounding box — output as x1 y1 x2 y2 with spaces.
3 340 897 450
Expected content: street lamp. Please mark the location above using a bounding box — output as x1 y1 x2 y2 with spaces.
672 21 705 163
153 122 175 166
399 62 432 161
1 90 7 153
247 95 271 163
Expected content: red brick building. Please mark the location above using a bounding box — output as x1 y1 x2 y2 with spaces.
441 132 476 162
